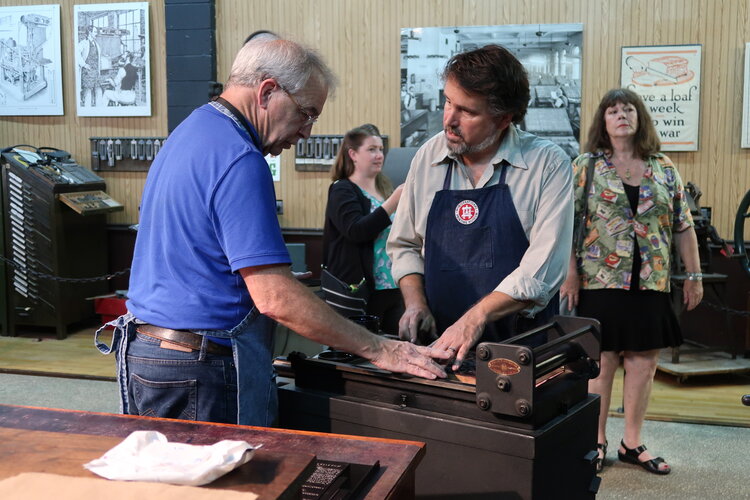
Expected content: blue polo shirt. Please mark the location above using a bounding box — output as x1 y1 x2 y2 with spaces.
127 103 290 330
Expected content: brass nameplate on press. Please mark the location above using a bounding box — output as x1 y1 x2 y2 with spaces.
488 358 521 376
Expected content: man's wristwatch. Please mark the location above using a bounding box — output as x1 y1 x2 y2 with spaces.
685 272 703 281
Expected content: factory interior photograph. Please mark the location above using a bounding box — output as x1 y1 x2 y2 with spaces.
0 0 749 498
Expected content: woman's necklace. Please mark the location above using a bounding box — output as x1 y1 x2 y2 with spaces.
607 153 641 182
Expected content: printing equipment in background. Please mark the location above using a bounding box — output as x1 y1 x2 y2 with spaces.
0 146 123 339
523 107 580 159
276 316 602 499
525 75 582 159
0 13 51 101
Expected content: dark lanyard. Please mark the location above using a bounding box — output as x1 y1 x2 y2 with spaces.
212 96 262 150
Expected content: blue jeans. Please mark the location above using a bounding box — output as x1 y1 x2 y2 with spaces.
126 331 237 423
96 309 277 426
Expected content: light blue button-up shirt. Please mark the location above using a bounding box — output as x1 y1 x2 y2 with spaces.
387 124 574 316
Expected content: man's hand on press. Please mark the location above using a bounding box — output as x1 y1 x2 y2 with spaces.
398 304 437 344
370 338 449 379
430 309 486 371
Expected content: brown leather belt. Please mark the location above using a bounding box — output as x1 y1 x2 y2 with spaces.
136 324 232 356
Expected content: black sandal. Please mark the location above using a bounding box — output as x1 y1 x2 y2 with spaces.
617 440 671 475
595 441 608 473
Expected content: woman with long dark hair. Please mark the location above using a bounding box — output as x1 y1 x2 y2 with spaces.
322 124 404 333
561 88 703 475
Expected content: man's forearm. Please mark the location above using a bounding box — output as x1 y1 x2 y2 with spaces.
433 290 533 367
241 266 381 359
241 265 451 380
399 274 530 322
398 273 429 308
466 291 531 325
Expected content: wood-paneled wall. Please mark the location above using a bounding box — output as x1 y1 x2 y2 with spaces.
3 0 749 240
0 0 167 225
216 0 750 238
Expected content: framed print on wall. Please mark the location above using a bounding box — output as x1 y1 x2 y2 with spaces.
74 2 150 117
621 44 702 152
400 23 583 159
0 4 64 116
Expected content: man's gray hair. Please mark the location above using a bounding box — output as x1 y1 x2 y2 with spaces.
226 38 337 95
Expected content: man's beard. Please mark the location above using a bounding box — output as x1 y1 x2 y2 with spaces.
444 126 503 156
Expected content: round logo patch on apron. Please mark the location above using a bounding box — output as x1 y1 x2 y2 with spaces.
455 200 479 225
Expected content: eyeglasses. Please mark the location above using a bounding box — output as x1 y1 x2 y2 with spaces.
278 84 319 126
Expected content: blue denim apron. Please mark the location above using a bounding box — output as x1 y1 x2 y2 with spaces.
424 162 556 342
95 307 277 426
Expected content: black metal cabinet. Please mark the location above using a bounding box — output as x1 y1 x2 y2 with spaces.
1 152 114 338
279 383 599 500
0 174 6 337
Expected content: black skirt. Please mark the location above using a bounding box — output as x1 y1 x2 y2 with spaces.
577 288 683 352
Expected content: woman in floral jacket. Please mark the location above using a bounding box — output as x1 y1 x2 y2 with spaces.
561 88 703 475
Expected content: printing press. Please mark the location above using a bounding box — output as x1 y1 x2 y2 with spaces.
276 315 602 499
0 13 51 101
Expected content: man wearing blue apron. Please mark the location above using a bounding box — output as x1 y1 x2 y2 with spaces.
96 37 449 427
388 45 574 371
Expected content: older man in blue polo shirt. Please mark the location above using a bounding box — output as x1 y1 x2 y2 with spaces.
96 38 449 427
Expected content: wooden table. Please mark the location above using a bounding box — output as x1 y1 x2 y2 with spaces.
0 404 424 499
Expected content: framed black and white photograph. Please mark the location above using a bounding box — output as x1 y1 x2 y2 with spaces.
0 4 63 116
74 2 150 117
399 23 583 158
621 44 702 151
742 43 750 148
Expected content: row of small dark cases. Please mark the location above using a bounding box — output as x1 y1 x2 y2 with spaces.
90 137 167 171
90 133 388 169
295 135 389 161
